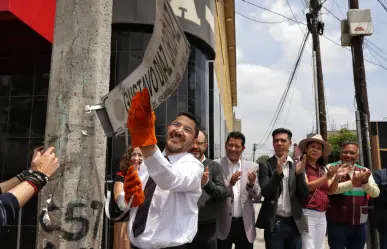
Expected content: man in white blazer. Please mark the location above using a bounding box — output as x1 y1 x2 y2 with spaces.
216 131 262 249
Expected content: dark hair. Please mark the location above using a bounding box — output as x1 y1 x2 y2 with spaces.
341 140 358 149
119 147 134 172
200 131 208 142
226 131 246 146
272 128 293 141
305 141 325 166
176 112 200 138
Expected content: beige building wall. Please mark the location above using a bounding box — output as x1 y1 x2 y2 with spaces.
214 0 237 132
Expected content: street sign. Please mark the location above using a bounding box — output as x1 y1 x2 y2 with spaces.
103 0 191 136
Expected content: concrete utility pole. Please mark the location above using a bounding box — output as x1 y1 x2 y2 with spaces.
252 143 257 162
348 0 372 170
36 0 112 248
308 0 328 141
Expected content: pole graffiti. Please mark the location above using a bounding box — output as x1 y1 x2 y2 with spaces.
39 200 103 244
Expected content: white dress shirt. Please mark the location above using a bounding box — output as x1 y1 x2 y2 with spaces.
227 157 242 217
276 155 293 217
128 148 204 249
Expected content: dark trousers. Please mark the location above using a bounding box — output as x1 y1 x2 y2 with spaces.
187 220 217 249
264 216 301 249
380 226 387 249
217 218 253 249
327 222 366 249
131 244 187 249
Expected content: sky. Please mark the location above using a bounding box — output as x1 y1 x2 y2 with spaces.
232 0 387 160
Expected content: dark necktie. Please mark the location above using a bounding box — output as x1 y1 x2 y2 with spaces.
132 156 169 237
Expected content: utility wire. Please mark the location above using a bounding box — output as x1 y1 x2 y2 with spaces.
240 0 307 25
377 0 387 12
321 34 387 71
320 6 387 71
256 31 310 149
219 0 290 24
322 6 341 21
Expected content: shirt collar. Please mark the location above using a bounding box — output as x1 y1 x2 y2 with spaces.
162 150 188 164
201 155 206 163
274 154 293 163
226 156 241 167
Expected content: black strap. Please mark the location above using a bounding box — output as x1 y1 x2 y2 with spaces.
132 156 170 237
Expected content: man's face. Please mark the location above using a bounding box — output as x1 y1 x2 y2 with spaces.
341 144 359 165
273 133 292 156
226 137 244 162
190 131 207 160
165 115 197 154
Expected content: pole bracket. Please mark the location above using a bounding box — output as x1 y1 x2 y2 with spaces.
84 104 104 113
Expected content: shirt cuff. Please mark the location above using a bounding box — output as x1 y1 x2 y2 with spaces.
201 178 210 187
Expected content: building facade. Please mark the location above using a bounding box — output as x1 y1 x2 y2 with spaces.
371 121 387 170
0 0 237 248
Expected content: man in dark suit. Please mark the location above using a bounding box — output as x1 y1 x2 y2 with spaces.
188 131 227 249
256 128 309 249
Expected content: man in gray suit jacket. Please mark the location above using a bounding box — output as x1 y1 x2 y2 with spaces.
256 128 309 249
216 131 261 249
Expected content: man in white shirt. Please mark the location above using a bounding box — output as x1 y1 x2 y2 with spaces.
256 128 309 249
124 89 204 249
216 131 261 249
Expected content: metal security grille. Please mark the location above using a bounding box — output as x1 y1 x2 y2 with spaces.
0 19 51 249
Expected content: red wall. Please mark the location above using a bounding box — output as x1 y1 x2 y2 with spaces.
0 0 55 42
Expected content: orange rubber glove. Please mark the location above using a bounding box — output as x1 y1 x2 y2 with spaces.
124 165 145 207
127 88 157 148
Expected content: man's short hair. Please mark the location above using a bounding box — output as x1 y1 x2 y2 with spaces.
176 112 200 138
226 131 246 147
341 140 359 149
272 128 293 141
200 131 208 142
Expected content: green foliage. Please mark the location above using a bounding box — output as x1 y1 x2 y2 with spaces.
256 154 270 164
327 128 358 156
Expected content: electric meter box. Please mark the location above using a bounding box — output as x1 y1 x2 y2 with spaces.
347 9 373 36
341 19 351 46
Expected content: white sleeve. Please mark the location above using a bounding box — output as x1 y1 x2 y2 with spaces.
144 149 204 192
116 191 127 211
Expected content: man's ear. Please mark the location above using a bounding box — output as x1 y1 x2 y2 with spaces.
204 142 209 150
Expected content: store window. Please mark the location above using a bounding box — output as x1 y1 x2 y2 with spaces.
0 20 51 249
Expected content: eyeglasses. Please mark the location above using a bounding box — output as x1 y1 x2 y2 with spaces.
194 141 207 146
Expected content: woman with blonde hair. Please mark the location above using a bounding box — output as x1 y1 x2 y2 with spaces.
298 134 349 249
113 147 143 249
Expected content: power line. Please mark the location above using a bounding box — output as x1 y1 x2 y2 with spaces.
285 0 308 36
240 0 307 25
377 0 387 12
319 7 387 72
321 34 387 71
219 0 290 24
256 31 310 149
322 5 341 21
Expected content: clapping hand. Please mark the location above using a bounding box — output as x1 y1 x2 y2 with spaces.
230 171 242 186
201 167 209 186
247 172 257 186
277 154 287 174
296 156 306 175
